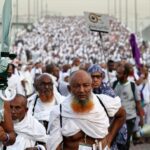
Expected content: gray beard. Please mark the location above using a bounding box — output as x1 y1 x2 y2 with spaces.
75 98 90 106
13 119 20 124
72 93 93 106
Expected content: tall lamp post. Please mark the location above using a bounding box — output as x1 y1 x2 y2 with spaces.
107 0 110 15
46 0 48 16
37 0 39 20
114 0 117 18
135 0 138 33
41 0 43 17
125 0 128 27
16 0 18 32
119 0 122 22
34 0 36 20
28 0 30 23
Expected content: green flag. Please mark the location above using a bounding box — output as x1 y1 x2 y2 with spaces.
0 0 12 74
1 0 12 54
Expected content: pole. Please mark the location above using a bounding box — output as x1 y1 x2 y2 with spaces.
119 0 122 22
34 0 36 20
125 0 128 27
41 0 43 17
16 0 18 32
46 0 48 16
114 0 117 18
37 0 39 20
135 0 138 33
107 0 110 15
98 32 110 84
28 0 30 23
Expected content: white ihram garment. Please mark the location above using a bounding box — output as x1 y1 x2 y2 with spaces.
47 93 121 150
6 113 48 150
28 91 64 122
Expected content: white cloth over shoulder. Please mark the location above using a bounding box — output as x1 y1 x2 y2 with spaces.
46 93 121 150
7 74 25 96
28 92 65 122
6 113 48 150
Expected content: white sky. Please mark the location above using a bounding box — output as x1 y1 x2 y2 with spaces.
0 0 149 16
0 0 150 31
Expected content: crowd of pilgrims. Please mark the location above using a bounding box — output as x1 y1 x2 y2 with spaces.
1 16 150 150
13 16 150 66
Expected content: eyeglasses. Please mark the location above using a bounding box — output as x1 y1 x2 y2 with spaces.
91 74 102 79
38 82 53 89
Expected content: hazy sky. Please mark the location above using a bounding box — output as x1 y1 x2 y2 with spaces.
0 0 149 16
0 0 150 31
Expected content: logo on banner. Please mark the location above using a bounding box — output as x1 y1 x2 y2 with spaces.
84 12 110 33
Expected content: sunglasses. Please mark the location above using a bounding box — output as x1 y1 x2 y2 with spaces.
91 74 102 79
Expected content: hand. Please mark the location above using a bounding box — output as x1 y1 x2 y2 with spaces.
139 116 144 127
0 126 7 142
25 147 38 150
101 134 111 149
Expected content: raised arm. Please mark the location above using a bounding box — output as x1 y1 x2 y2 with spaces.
0 101 16 146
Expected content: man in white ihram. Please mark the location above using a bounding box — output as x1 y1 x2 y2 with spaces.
6 94 48 150
47 70 126 150
28 73 64 130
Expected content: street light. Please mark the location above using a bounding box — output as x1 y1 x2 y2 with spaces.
34 0 36 20
107 0 110 15
119 0 122 22
41 0 44 17
45 0 48 16
114 0 117 17
125 0 128 27
16 0 18 32
37 0 39 20
28 0 30 23
135 0 138 33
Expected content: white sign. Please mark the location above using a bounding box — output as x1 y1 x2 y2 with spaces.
84 12 110 33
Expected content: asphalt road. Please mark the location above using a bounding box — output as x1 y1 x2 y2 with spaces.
130 143 150 150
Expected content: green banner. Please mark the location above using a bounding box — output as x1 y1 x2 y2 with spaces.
1 0 12 53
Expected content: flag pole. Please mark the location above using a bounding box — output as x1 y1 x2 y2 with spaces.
98 31 110 85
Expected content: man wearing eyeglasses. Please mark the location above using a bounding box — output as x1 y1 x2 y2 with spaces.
28 73 64 130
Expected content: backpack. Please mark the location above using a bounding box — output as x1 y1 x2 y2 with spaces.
112 80 136 101
113 80 145 117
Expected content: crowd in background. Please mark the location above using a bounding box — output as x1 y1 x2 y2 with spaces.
1 16 150 150
12 16 150 66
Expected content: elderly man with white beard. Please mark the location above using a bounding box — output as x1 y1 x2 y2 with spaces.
28 73 64 130
6 94 48 150
47 70 126 150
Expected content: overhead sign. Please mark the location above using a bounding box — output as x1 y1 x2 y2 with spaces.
84 12 110 33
